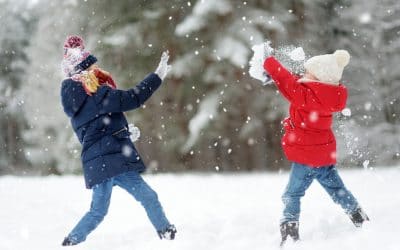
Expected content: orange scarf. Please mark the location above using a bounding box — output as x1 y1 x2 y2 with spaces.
74 68 117 95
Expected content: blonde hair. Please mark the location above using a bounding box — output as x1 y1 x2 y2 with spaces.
80 70 100 94
72 65 116 95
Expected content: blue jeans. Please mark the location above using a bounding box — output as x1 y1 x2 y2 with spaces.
67 171 171 244
281 162 359 223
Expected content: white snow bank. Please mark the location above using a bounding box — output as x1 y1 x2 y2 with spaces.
0 167 399 250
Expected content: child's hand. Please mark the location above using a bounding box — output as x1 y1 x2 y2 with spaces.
262 72 273 85
249 42 274 85
155 51 172 80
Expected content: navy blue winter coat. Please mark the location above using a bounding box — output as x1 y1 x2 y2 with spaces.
61 73 162 188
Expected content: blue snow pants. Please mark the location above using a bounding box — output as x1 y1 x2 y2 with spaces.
281 162 359 223
67 170 170 244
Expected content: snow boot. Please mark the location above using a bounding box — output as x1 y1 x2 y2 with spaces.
158 224 177 240
61 237 77 246
349 207 369 227
280 221 299 246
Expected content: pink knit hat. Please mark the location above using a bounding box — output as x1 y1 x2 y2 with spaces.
61 35 97 77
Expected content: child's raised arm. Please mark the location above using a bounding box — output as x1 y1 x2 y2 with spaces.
94 73 162 114
93 51 171 114
263 56 299 102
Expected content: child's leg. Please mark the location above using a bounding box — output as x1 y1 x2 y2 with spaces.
315 165 359 214
114 170 171 232
67 180 113 244
281 163 315 223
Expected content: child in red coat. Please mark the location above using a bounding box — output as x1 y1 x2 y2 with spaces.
263 49 369 245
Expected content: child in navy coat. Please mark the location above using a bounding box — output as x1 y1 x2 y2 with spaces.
60 35 176 246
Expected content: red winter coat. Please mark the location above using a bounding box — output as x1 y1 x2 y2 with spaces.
263 57 347 167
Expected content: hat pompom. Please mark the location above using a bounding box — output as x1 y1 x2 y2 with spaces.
334 50 350 68
64 35 85 50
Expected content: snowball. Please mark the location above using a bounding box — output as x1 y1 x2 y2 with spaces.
248 42 272 84
289 47 305 61
249 43 306 84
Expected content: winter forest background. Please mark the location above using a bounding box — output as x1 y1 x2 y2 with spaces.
0 0 399 176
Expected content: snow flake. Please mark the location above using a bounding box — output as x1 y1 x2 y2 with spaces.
247 138 255 145
309 111 318 123
287 133 296 143
102 116 111 125
122 145 133 157
246 116 251 123
359 13 371 24
342 108 352 117
364 102 372 111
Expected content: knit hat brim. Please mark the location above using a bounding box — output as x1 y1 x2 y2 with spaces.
304 50 350 84
74 55 98 73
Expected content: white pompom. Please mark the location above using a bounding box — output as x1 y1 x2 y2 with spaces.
128 123 141 142
334 50 350 67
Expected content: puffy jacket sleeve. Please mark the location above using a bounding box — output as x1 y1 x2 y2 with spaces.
263 56 299 102
61 79 88 118
94 73 162 114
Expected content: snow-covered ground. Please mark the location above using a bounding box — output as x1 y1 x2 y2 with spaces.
1 167 399 250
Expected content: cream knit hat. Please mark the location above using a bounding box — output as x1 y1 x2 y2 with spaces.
304 50 350 85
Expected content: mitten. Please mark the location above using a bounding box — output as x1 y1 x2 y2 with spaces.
155 51 172 80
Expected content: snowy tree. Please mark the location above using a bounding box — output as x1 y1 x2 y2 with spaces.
0 1 37 174
329 0 400 166
1 0 399 175
21 0 89 175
